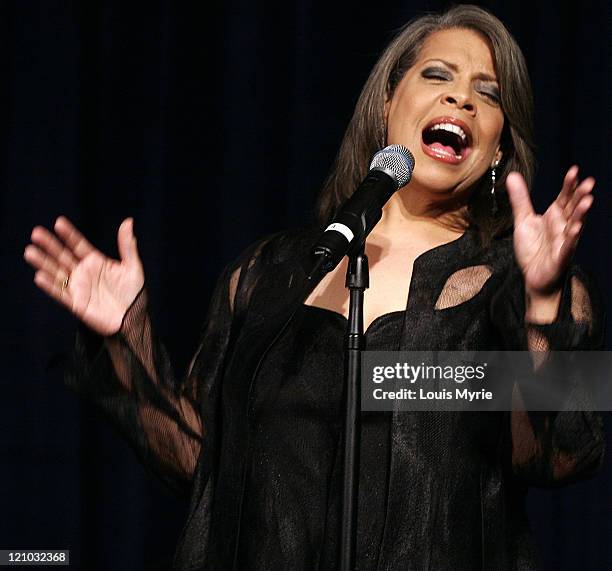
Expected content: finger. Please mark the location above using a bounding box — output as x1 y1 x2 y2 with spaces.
565 194 594 229
548 205 568 238
558 221 583 265
555 165 579 210
505 171 535 224
117 218 140 265
54 216 96 260
23 244 70 281
30 225 79 273
563 177 595 220
33 270 74 312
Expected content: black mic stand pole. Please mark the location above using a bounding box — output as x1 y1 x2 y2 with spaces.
339 243 368 571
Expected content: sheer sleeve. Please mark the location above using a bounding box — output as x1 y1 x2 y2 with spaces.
64 242 259 496
490 261 606 487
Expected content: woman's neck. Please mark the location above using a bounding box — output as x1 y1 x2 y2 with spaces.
372 188 469 242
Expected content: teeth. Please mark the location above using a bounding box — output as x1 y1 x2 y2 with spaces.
430 122 467 143
430 146 463 160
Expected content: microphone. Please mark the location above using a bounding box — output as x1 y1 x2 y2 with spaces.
311 144 415 273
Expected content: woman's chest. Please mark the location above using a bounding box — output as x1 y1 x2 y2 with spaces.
303 245 417 332
303 244 497 334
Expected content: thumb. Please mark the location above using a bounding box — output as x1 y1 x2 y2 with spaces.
117 217 140 265
505 171 535 225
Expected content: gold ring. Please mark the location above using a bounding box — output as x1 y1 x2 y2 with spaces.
61 275 70 293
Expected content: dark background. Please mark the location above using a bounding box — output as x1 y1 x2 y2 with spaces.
1 1 610 569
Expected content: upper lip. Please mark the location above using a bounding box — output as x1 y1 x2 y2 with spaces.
422 116 473 147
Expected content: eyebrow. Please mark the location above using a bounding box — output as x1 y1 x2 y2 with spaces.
422 58 499 83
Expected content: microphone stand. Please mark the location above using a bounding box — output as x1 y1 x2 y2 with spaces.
300 146 412 569
339 243 368 571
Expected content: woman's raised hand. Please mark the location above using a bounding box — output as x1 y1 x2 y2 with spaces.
24 216 145 336
505 166 595 295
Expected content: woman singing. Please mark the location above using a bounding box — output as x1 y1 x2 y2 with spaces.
24 5 604 570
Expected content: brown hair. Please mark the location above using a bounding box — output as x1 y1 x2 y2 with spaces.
316 4 536 244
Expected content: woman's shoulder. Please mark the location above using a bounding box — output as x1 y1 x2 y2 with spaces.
234 224 323 268
446 224 515 275
224 225 323 319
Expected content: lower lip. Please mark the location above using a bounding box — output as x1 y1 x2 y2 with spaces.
420 139 471 165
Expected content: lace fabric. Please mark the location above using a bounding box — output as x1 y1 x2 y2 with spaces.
65 225 605 570
434 264 493 309
65 236 261 496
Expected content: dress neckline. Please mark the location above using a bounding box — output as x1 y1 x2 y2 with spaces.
302 225 474 332
301 304 405 337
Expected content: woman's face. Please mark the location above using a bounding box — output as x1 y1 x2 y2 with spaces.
385 27 505 198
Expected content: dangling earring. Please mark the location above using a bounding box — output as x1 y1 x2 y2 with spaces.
490 160 500 214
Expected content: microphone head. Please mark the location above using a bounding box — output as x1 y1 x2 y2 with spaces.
369 144 415 189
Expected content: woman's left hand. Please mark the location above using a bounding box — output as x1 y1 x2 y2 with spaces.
505 165 595 295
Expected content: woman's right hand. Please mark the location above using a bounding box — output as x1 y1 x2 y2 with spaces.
24 216 145 336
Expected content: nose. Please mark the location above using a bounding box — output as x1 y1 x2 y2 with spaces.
441 92 475 115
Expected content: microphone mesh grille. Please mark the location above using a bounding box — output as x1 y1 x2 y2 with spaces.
369 144 415 188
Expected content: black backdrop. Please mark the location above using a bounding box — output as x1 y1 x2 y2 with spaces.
2 1 611 569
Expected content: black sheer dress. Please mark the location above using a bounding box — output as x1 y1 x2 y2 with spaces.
66 224 605 570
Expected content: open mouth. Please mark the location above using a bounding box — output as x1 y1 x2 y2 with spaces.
421 118 472 164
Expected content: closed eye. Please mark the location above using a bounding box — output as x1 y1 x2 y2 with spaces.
421 67 451 81
478 87 501 104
